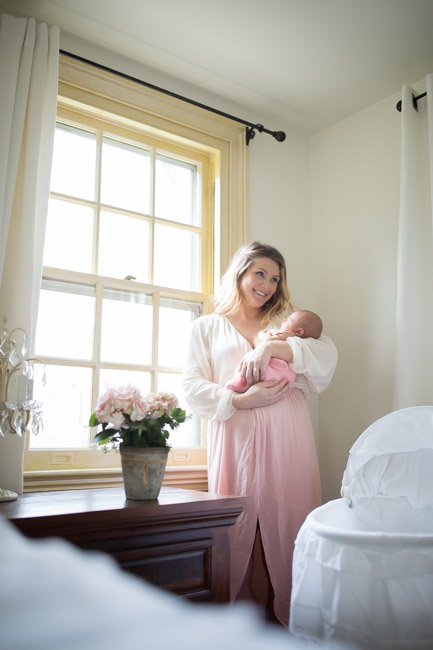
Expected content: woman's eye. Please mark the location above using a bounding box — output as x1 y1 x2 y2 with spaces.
256 271 264 277
271 277 279 284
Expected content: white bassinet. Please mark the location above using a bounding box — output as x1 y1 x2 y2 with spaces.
289 406 433 650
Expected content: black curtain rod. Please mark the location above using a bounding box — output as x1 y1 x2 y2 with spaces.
59 49 286 146
396 91 427 113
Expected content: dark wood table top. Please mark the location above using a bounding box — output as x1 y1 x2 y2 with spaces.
0 486 245 525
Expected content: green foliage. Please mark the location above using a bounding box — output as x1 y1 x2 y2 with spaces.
89 413 99 427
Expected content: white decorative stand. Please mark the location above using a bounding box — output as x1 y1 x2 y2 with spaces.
0 316 44 497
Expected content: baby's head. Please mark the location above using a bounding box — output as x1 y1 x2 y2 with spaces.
283 310 322 339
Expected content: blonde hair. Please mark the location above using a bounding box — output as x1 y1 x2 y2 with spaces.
214 241 294 324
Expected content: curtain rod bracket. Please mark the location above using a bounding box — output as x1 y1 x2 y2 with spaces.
396 91 427 113
246 124 264 145
246 126 256 145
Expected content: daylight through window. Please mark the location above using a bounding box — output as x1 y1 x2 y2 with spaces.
27 114 212 470
23 55 247 481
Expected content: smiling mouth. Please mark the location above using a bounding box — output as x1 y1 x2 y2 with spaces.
254 289 268 298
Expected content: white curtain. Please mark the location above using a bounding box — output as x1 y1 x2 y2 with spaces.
393 75 433 410
0 13 59 493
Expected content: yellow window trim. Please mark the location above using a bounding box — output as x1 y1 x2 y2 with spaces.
24 55 248 486
24 465 208 493
58 53 249 273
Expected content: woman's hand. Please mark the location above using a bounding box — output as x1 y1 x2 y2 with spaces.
232 379 291 409
236 342 272 386
236 340 294 386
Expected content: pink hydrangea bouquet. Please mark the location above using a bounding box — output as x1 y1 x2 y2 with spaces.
89 385 188 450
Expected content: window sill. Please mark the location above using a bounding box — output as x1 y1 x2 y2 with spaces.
23 465 208 493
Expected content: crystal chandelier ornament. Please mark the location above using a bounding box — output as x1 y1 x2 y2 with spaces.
0 315 44 440
0 316 45 501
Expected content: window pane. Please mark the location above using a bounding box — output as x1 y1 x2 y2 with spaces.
155 155 197 225
157 372 201 447
154 225 199 290
35 281 95 360
99 369 151 395
50 124 96 200
158 299 201 367
101 138 150 213
43 198 94 273
98 211 150 282
30 364 92 449
101 289 153 364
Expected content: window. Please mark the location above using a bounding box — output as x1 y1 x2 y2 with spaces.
23 55 247 489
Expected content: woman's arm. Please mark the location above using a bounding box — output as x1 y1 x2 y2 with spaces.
236 340 293 386
182 319 237 421
231 378 291 409
236 335 338 395
183 318 293 417
287 335 338 394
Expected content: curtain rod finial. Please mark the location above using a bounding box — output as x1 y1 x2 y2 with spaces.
246 126 286 145
273 131 286 142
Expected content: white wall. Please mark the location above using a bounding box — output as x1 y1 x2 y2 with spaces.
311 88 414 501
250 92 405 503
248 126 320 439
249 128 313 308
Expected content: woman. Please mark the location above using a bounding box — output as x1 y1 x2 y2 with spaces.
182 242 337 626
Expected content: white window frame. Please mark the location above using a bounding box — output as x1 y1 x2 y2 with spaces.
23 54 248 492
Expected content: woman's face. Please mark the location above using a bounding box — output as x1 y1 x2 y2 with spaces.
239 257 280 309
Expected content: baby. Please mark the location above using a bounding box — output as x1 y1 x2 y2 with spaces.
226 310 323 393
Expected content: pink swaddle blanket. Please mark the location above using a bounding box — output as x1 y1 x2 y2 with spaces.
226 359 296 393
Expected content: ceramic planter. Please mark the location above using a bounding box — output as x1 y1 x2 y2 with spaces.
119 445 169 500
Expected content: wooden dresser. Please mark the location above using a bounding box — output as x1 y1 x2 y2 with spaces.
0 486 245 603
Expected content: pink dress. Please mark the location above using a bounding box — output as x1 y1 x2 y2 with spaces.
182 314 338 627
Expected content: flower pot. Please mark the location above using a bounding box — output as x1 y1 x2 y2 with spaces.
119 446 169 500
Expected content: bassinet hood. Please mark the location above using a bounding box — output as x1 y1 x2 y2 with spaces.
341 405 433 508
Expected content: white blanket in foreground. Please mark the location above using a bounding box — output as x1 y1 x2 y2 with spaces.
0 518 350 650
